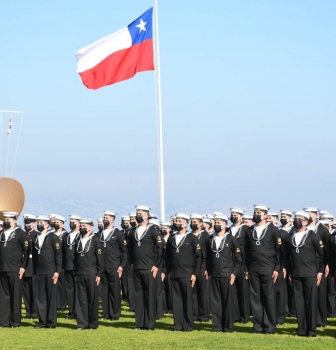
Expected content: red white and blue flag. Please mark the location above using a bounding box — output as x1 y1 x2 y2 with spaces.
76 8 154 90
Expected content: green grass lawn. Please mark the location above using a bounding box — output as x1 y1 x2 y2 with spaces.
1 303 336 349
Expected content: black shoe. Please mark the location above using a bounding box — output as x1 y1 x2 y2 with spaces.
49 326 56 329
35 325 45 329
100 317 108 320
66 315 75 320
134 327 141 330
111 318 119 321
77 328 85 330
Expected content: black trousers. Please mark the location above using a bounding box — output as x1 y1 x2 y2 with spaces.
327 274 336 317
65 270 76 318
293 276 318 336
286 275 296 317
233 270 251 323
317 273 327 327
156 268 164 319
171 277 194 331
0 272 22 327
75 276 99 329
211 277 233 332
162 274 173 313
276 271 287 324
127 264 135 312
57 270 67 311
133 269 156 329
35 274 58 328
23 276 37 318
121 267 128 300
101 269 121 319
249 271 276 333
193 270 209 321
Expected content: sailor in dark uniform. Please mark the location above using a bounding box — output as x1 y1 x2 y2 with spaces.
99 210 127 321
245 204 281 334
228 207 250 324
304 207 329 327
206 214 242 332
62 214 81 319
284 211 323 337
190 213 210 322
126 212 137 312
128 205 163 330
120 215 131 302
242 214 254 228
33 215 62 329
328 220 336 323
202 217 212 235
53 214 68 311
165 213 201 331
95 218 104 235
0 211 28 327
49 214 57 232
23 214 38 319
74 218 103 330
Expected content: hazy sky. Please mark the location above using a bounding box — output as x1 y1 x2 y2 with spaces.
0 0 335 222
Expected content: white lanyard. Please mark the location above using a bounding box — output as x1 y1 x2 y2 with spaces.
77 234 94 256
172 232 189 253
135 225 152 246
252 222 270 245
211 234 227 258
100 228 116 247
292 230 309 253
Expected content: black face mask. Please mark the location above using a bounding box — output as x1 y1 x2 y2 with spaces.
190 223 198 231
230 216 238 224
49 222 55 228
103 220 110 228
214 225 222 233
253 214 262 224
293 219 303 230
161 229 167 236
37 224 44 232
136 215 144 224
25 224 33 232
130 221 137 228
122 224 129 230
98 225 104 231
3 222 11 229
201 226 205 230
80 228 88 235
70 223 77 231
172 223 178 231
280 219 288 226
175 224 183 231
54 224 61 231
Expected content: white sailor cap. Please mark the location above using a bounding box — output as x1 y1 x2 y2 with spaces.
319 220 330 225
213 211 224 216
207 214 214 220
214 214 229 222
49 214 57 219
254 204 269 212
280 210 293 216
242 214 253 220
268 211 279 217
203 217 211 224
69 214 81 220
121 215 130 221
149 214 158 219
322 214 334 220
170 215 176 220
2 211 18 219
135 205 151 212
104 210 117 217
36 215 50 221
161 221 171 227
129 212 136 218
54 214 66 223
23 214 37 221
230 207 245 215
149 218 160 227
190 214 203 220
303 207 319 213
319 210 330 215
97 218 103 223
0 220 3 225
175 213 190 221
80 218 94 225
294 211 310 220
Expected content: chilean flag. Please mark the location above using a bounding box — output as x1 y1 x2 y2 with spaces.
76 8 154 90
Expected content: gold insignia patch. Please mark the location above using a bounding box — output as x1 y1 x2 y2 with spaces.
278 238 282 243
24 241 29 247
236 247 241 253
157 236 162 242
55 243 60 249
320 241 323 245
196 244 201 250
225 243 229 247
124 240 127 245
98 249 102 255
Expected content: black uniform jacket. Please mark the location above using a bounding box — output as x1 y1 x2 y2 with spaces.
74 234 104 277
206 233 242 278
128 224 163 270
97 228 127 270
32 232 62 275
165 232 202 279
314 223 329 267
245 222 281 273
284 230 324 278
192 230 209 272
25 229 39 277
62 231 81 271
228 224 249 271
327 231 336 276
0 227 28 272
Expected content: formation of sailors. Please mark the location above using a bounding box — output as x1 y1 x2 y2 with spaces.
0 204 335 336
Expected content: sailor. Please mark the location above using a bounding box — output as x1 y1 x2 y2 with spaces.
126 212 137 312
53 215 67 311
190 213 210 322
229 207 250 324
99 211 127 321
74 218 103 330
120 215 131 302
0 212 28 327
170 215 177 234
206 215 215 236
165 213 201 331
128 205 163 330
49 214 57 232
304 207 329 327
245 204 281 334
96 218 104 235
206 214 242 332
328 220 336 322
160 221 172 314
202 217 212 235
0 220 3 234
284 211 323 337
319 210 330 221
267 211 279 227
33 215 62 329
242 214 254 227
62 214 81 319
23 214 38 319
129 212 137 229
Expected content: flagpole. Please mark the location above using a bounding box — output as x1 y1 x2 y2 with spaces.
0 112 2 176
153 0 166 221
5 116 12 177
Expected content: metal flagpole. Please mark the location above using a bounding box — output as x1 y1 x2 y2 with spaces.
11 112 24 177
0 112 2 176
153 0 166 221
5 115 12 177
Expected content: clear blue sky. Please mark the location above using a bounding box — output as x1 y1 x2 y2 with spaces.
0 0 335 221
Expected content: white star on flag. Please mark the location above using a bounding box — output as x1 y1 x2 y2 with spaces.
136 19 147 33
6 116 13 135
